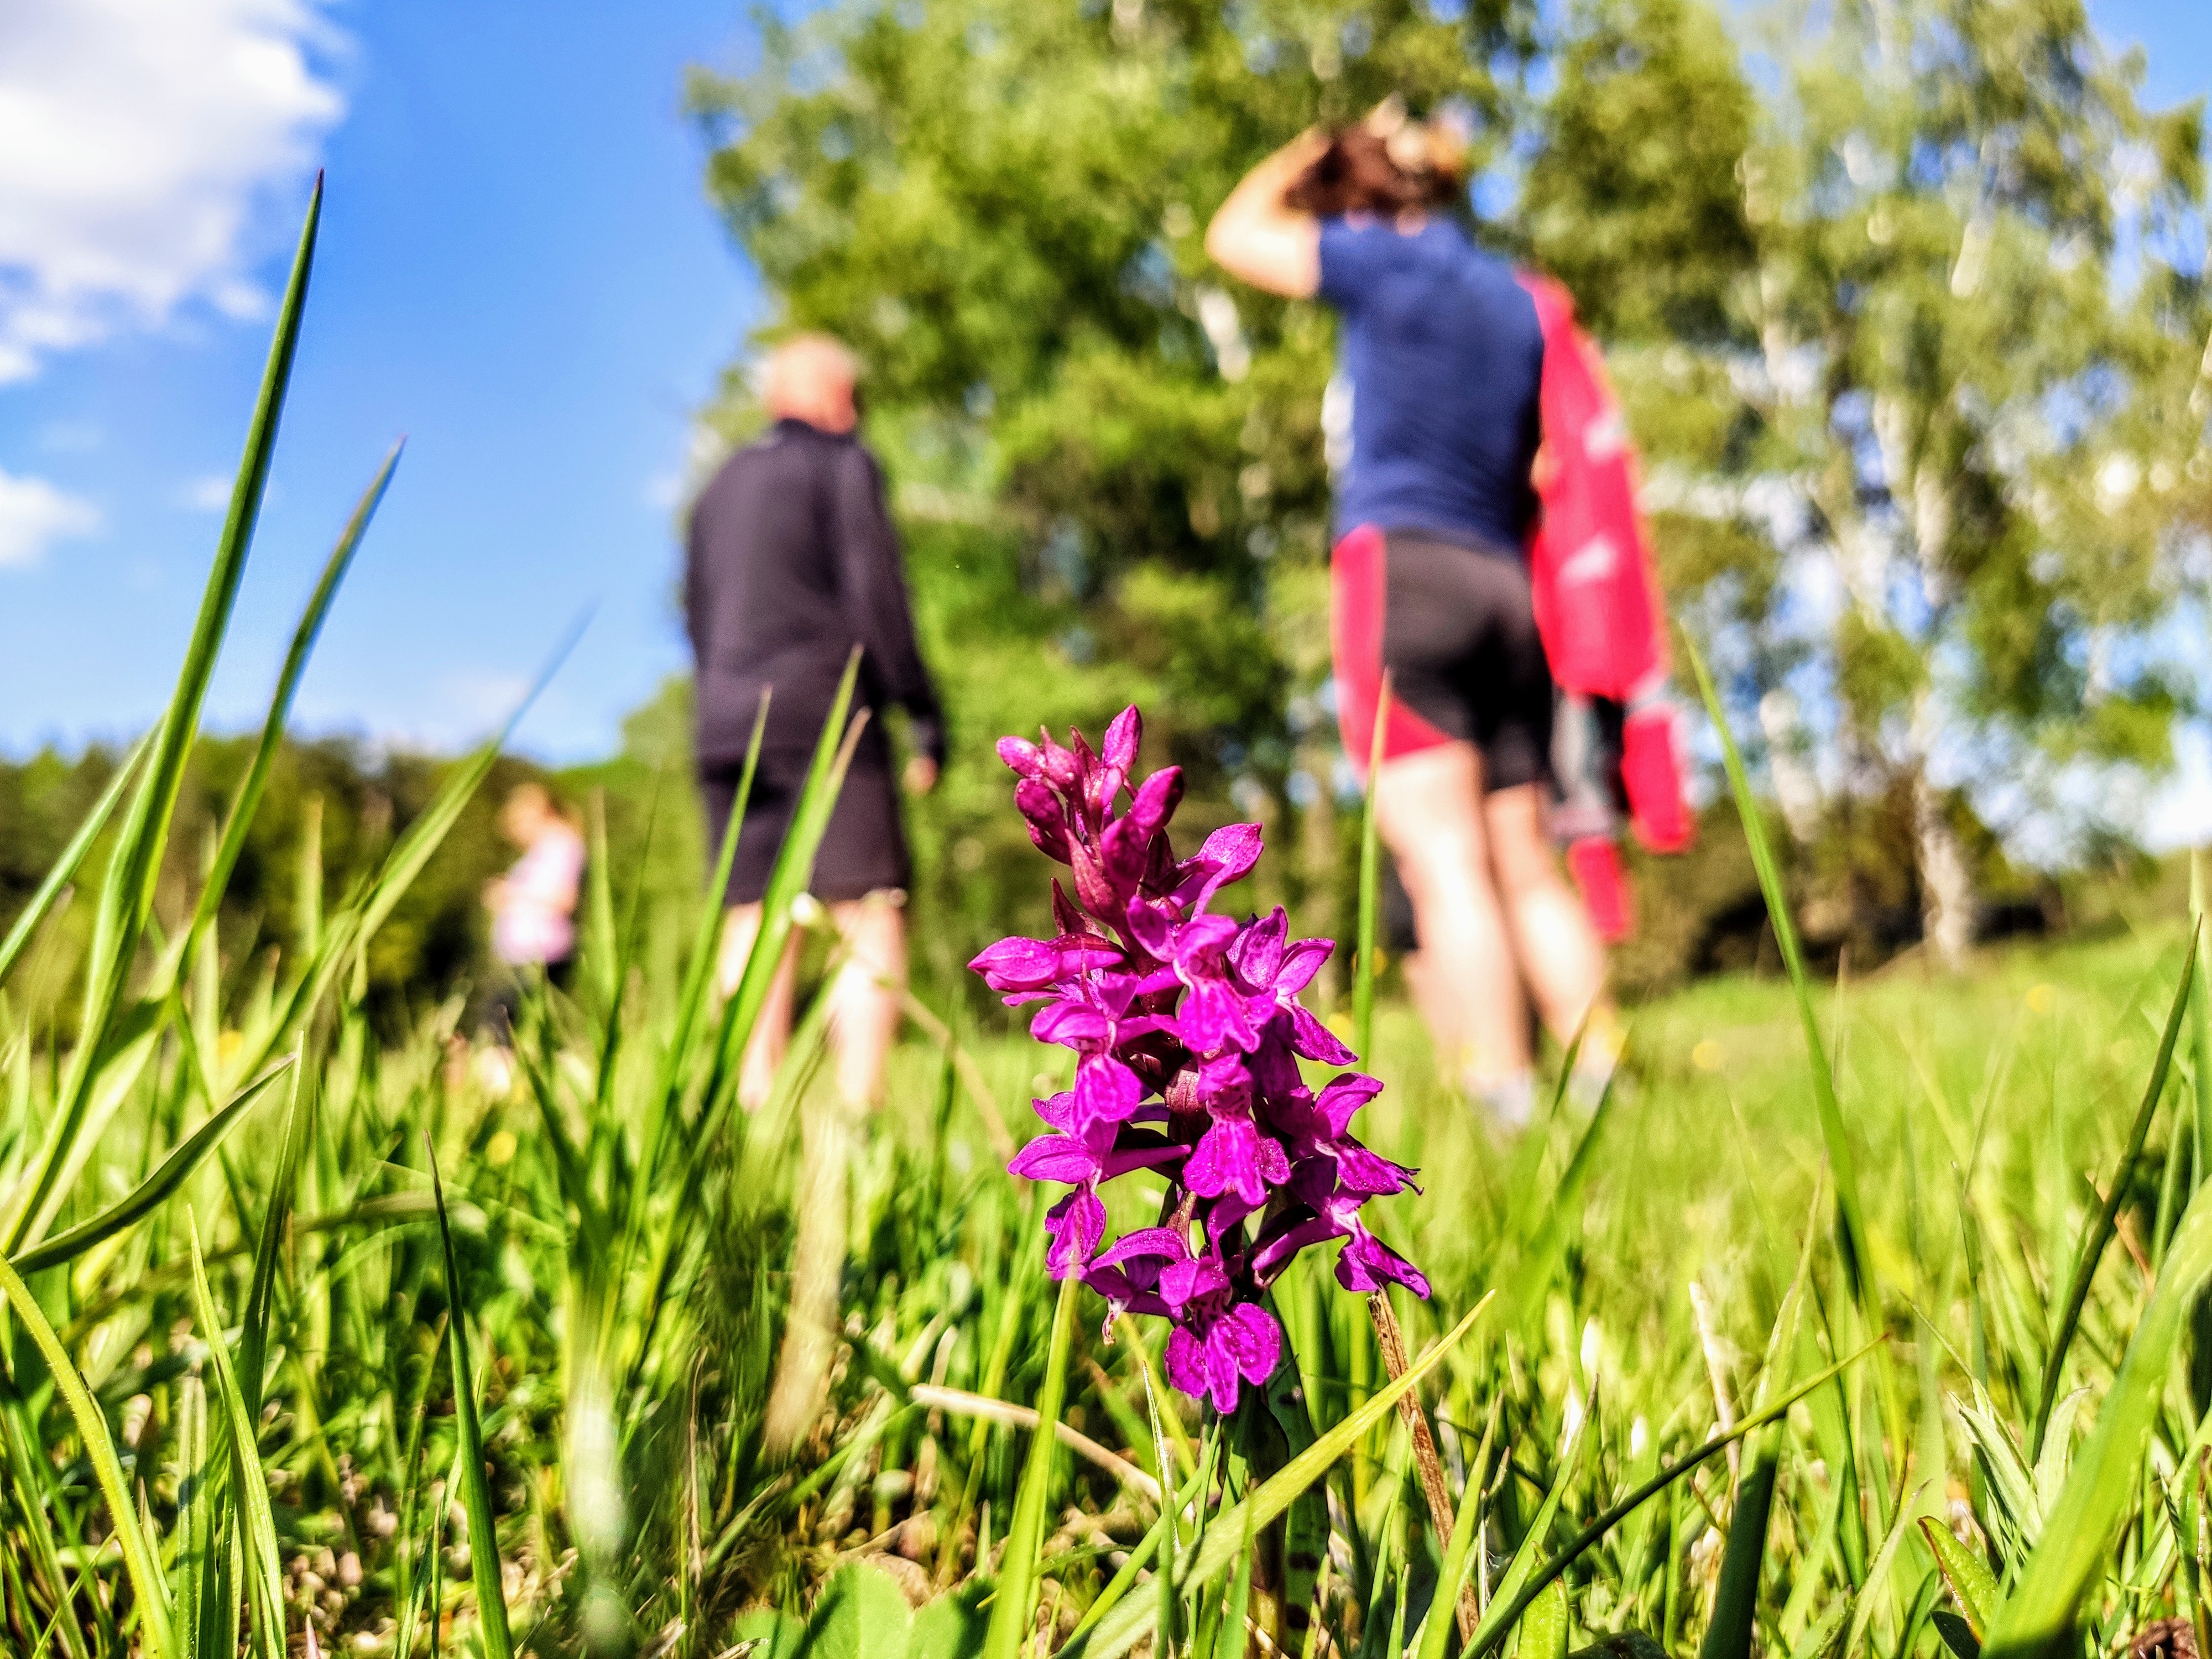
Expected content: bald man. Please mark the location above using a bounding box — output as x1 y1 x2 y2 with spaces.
685 332 945 1112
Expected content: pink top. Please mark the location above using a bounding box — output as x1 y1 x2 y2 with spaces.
492 823 584 966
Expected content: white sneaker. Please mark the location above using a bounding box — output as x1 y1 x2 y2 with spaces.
1469 1070 1538 1132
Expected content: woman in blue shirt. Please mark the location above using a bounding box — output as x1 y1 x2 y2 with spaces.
1206 110 1611 1128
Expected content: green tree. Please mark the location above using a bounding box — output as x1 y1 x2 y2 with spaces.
1711 0 2203 964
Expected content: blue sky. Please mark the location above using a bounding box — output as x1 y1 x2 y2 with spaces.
1 0 2209 784
0 0 760 762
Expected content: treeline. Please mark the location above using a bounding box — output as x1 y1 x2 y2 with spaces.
0 733 681 1033
1 692 2166 1030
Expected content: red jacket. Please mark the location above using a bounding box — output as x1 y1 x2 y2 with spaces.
1516 273 1694 934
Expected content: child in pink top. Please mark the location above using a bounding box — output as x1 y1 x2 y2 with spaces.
483 784 583 973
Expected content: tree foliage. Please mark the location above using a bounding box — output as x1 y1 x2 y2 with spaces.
1672 0 2207 958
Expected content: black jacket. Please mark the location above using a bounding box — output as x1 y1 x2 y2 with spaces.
685 419 945 771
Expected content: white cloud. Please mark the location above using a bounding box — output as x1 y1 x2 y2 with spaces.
181 474 236 512
0 468 100 567
0 0 346 383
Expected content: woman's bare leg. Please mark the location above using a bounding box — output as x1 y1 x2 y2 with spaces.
1482 783 1611 1052
717 902 801 1110
825 894 906 1110
1374 743 1532 1092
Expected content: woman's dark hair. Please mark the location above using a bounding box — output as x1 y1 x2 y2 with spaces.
1284 123 1464 217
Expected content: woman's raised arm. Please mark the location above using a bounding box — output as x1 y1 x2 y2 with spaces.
1205 130 1328 298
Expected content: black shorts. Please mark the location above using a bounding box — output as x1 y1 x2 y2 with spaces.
1330 525 1555 792
699 751 911 907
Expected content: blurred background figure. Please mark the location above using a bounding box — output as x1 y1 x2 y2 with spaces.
686 331 945 1457
685 331 946 1116
1207 106 1613 1129
481 781 586 1037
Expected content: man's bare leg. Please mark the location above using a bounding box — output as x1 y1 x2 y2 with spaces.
825 893 906 1110
717 902 801 1110
1374 743 1532 1112
758 891 906 1457
762 1095 853 1459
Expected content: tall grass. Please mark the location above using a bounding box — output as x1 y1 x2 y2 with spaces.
4 183 2212 1659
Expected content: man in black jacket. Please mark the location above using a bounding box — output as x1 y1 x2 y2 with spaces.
685 332 945 1113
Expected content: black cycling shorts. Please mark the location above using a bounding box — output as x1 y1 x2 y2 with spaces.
699 750 911 907
1330 524 1555 792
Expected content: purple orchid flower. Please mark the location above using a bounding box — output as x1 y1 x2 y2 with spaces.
1164 1304 1282 1415
971 704 1430 1411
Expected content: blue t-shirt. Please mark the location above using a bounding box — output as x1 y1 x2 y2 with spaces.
1317 216 1544 555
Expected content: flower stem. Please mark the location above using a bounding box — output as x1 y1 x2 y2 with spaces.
1366 1289 1477 1643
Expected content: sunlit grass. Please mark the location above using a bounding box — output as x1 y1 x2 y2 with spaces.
5 180 2212 1659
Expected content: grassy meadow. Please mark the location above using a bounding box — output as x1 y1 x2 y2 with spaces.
14 186 2212 1659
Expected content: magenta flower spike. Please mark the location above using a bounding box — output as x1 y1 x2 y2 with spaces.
968 705 1428 1413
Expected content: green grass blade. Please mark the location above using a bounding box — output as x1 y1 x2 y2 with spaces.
2192 907 2210 1195
583 786 619 1011
188 1213 288 1659
1682 634 1871 1301
297 793 323 960
186 442 400 949
172 1371 222 1659
1841 1494 1923 1659
1985 1168 2212 1659
2031 931 2198 1455
0 1250 176 1659
1698 1441 1779 1659
1416 1392 1501 1659
0 735 145 988
1157 1444 1187 1659
1353 676 1390 1062
1703 1199 1819 1659
1792 1597 1854 1659
1920 1517 2002 1639
1488 1401 1590 1623
428 1141 515 1659
984 1271 1080 1659
1686 632 1909 1506
5 180 321 1258
667 696 766 1089
239 1051 309 1418
1212 1486 1259 1659
1520 1578 1570 1659
629 698 769 1244
393 1312 450 1659
0 1385 96 1659
590 782 658 1119
9 1058 290 1276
